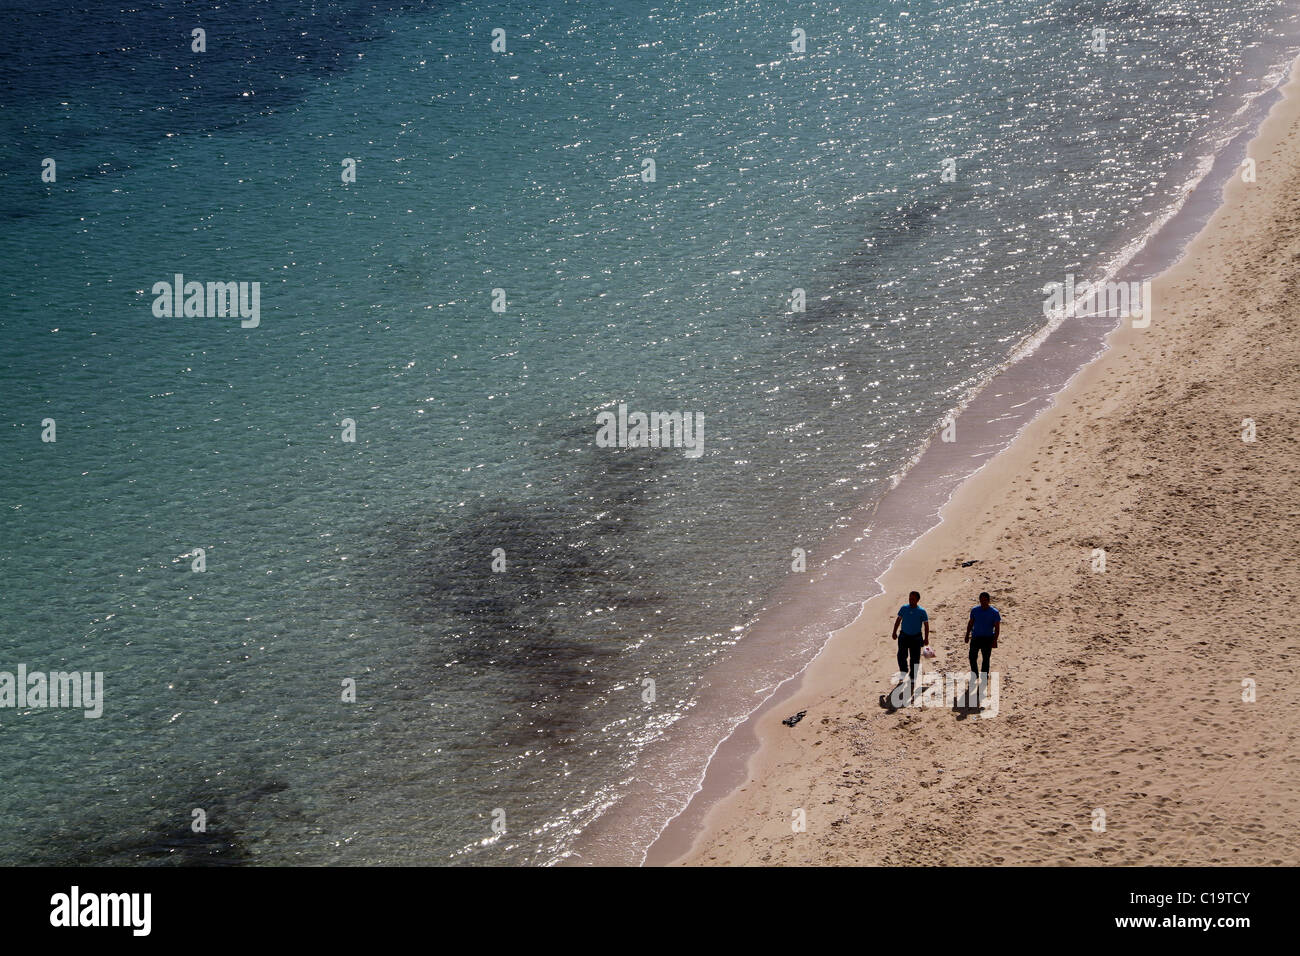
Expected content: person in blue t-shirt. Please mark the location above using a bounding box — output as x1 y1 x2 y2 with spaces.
964 591 1001 705
890 591 929 705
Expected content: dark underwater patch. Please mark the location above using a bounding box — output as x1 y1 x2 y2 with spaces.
6 776 293 866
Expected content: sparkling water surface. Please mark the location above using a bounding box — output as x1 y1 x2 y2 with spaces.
1 0 1297 864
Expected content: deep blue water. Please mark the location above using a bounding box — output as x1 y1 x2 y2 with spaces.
1 0 1297 864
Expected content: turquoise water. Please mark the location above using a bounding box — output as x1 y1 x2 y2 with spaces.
2 0 1298 864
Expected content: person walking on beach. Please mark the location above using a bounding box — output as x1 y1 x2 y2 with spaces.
964 591 1000 706
891 591 930 705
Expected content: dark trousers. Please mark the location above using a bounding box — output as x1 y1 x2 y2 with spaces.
969 636 994 675
897 634 923 694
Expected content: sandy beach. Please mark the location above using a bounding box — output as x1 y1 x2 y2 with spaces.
665 65 1300 867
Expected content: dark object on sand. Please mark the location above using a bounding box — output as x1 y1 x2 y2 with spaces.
961 559 980 567
782 710 807 727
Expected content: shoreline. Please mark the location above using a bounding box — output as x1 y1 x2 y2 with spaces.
652 54 1300 867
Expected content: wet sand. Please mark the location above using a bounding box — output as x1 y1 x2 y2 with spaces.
664 60 1300 867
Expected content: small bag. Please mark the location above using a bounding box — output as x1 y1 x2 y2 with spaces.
921 646 936 659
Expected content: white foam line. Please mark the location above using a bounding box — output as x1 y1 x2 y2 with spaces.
637 46 1300 867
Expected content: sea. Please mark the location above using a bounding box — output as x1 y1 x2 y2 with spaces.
2 0 1298 865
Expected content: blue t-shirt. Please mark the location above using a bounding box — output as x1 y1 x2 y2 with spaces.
969 605 1001 638
897 604 928 636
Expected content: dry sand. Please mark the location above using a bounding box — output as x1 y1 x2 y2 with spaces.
671 65 1300 867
